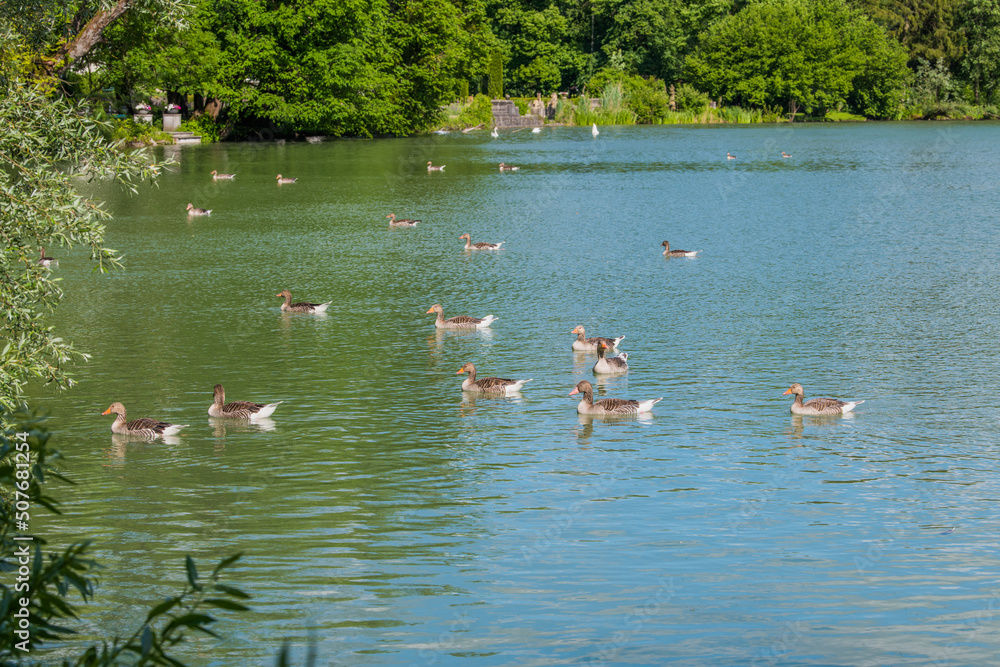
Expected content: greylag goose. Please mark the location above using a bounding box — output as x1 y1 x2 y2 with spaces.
458 233 503 250
593 340 628 375
571 325 624 352
37 248 57 268
427 161 445 171
102 402 187 438
491 127 499 138
570 380 661 415
592 123 599 137
387 213 420 227
457 362 531 394
426 303 496 329
209 384 282 420
498 163 519 171
186 203 212 216
276 174 297 184
276 289 331 313
781 152 792 158
727 153 736 160
784 383 864 416
210 170 235 179
662 241 699 257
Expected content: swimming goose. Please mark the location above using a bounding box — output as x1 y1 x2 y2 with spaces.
186 203 212 216
387 213 420 227
592 123 599 137
727 153 736 160
209 384 282 420
276 174 297 184
569 380 661 415
593 341 629 375
783 383 864 416
458 233 503 250
276 289 331 313
101 402 187 438
456 362 531 394
498 163 519 171
426 303 496 329
661 241 699 257
491 127 499 138
571 325 624 352
210 170 235 179
427 161 445 171
781 152 792 158
37 248 57 268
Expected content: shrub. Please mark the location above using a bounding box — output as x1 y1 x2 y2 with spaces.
458 94 493 126
675 84 710 114
109 118 155 145
179 114 222 142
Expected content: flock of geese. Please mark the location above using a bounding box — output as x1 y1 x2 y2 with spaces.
90 141 860 439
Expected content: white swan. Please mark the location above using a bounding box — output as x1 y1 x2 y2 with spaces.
532 127 541 134
592 123 599 137
491 127 499 138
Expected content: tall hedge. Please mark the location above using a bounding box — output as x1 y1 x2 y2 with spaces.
488 51 503 99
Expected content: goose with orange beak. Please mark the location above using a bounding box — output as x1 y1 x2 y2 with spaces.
456 362 531 394
426 304 496 329
783 383 863 416
101 402 187 439
569 380 661 415
570 325 624 352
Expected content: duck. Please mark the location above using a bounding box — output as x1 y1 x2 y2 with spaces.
427 161 445 171
456 362 532 394
783 383 864 416
426 303 496 329
37 248 57 268
101 402 187 438
186 203 212 216
276 289 331 313
781 152 792 158
661 241 699 257
458 233 503 250
532 127 541 134
727 153 736 160
571 325 624 352
387 213 420 227
210 170 235 179
498 163 519 171
592 123 600 137
593 340 628 375
491 127 499 138
569 380 661 415
276 174 297 184
209 384 282 420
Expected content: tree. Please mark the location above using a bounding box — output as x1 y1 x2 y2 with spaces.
685 0 909 118
860 0 966 67
959 0 1000 102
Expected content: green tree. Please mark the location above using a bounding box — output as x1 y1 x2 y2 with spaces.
860 0 966 67
959 0 1000 102
489 2 587 94
686 0 909 118
594 0 687 81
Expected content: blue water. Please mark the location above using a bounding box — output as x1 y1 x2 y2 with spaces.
30 121 1000 665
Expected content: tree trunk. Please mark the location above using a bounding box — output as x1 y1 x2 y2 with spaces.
788 98 799 122
42 0 134 76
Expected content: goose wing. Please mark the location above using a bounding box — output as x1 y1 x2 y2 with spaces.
445 315 484 325
291 301 323 309
593 398 640 414
475 376 517 390
221 401 266 419
803 397 849 412
125 417 173 434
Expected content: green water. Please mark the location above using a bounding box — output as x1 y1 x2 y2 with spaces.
29 122 1000 665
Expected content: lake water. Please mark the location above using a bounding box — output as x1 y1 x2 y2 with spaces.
29 122 1000 666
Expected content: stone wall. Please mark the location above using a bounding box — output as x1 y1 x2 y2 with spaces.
492 100 543 128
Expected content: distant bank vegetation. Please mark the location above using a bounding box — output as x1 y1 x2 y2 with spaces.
8 0 1000 139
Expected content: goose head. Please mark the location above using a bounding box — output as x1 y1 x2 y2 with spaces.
426 304 444 315
568 380 594 397
571 325 585 335
275 289 292 299
102 402 126 416
456 362 476 375
783 383 804 397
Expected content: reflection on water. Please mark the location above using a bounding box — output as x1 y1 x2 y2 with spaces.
29 123 1000 666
